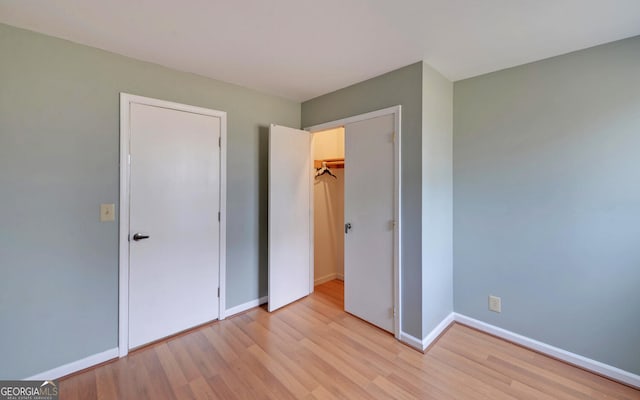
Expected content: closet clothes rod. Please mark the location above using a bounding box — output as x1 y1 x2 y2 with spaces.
314 158 344 169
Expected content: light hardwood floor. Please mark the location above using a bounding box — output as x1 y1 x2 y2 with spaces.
60 280 640 399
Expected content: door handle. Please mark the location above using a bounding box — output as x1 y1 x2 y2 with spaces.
345 223 352 234
132 233 150 241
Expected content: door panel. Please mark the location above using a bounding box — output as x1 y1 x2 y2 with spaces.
129 103 220 349
344 114 395 332
268 125 311 312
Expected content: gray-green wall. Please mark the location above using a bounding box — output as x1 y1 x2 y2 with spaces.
453 36 640 374
0 23 299 379
302 63 425 338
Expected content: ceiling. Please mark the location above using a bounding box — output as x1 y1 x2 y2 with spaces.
1 0 639 101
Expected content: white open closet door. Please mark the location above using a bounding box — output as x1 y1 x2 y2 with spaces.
268 124 312 312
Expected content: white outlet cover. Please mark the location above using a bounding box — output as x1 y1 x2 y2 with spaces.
489 295 502 313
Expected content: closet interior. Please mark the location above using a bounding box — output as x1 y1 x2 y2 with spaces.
312 127 345 290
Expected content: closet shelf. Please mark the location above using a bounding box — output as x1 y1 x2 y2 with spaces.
314 158 344 169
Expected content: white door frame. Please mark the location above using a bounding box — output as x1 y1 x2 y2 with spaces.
305 105 402 340
118 93 227 357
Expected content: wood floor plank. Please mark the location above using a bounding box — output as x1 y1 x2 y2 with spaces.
183 330 227 379
247 344 310 398
137 345 178 400
452 324 639 399
155 343 189 390
428 345 553 400
294 346 374 400
310 385 337 400
485 354 597 400
206 374 240 400
239 320 321 391
173 383 197 400
222 355 277 400
128 352 166 399
306 327 391 379
59 280 640 399
442 327 637 400
370 375 418 400
233 349 299 400
94 364 119 400
166 336 204 382
189 376 222 400
300 337 371 388
385 371 455 400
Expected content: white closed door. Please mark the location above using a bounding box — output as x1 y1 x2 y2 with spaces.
344 114 395 333
129 103 220 349
268 125 311 312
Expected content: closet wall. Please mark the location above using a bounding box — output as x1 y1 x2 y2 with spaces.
313 128 345 285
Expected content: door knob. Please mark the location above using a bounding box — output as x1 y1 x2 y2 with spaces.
132 233 150 241
345 223 352 234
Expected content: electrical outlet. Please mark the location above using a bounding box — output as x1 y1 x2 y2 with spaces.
489 295 501 313
100 203 115 222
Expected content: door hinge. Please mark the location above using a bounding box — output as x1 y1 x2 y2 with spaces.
218 211 221 222
393 307 397 317
218 137 221 147
217 287 220 298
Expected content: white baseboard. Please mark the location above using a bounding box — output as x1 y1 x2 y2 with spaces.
314 273 338 286
336 273 344 281
399 312 455 352
399 331 423 351
225 296 268 318
453 313 640 389
399 313 454 352
26 347 118 380
423 313 455 350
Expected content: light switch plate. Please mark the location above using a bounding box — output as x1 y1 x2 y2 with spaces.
100 203 115 222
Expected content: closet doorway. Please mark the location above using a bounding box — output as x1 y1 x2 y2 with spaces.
312 127 345 287
268 106 401 337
